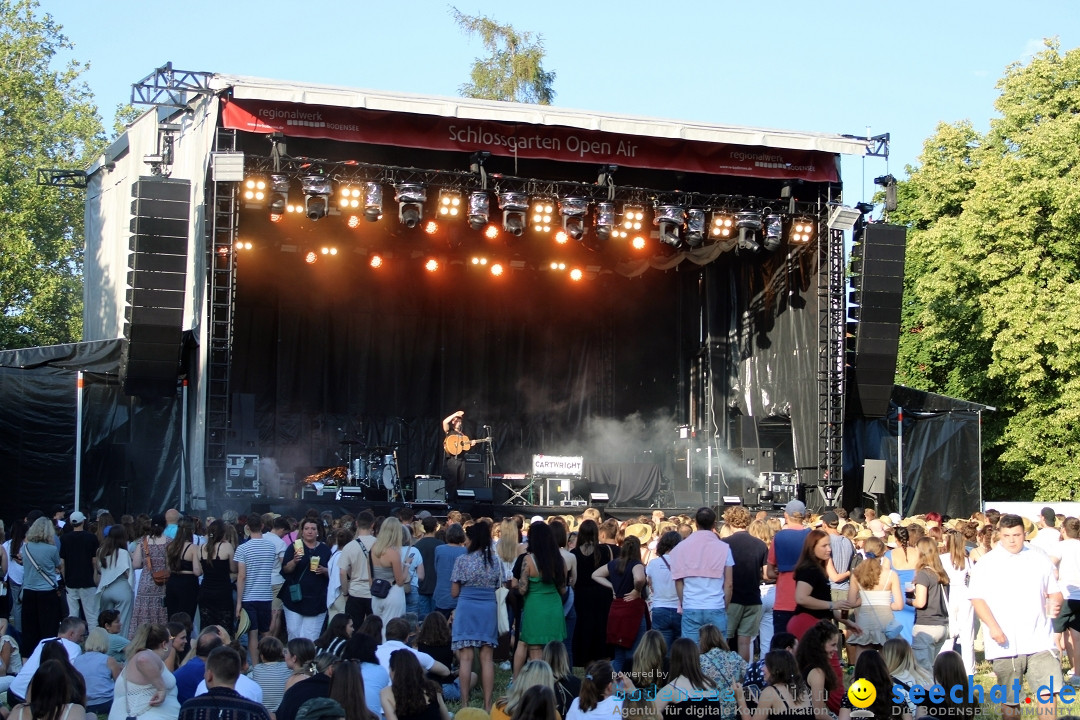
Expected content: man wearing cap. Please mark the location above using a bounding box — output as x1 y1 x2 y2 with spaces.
665 506 734 644
59 510 100 624
1032 507 1061 554
179 645 270 720
970 513 1063 719
768 500 811 635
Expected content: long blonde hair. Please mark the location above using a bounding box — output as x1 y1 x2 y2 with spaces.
915 537 950 585
372 517 404 557
881 637 932 686
943 531 967 572
497 519 519 564
501 659 554 715
748 519 774 545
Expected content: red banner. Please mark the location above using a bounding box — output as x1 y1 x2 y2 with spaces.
221 99 838 183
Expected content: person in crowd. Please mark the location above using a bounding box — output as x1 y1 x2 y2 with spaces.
73 627 123 714
0 617 23 695
342 632 390 720
570 520 614 668
282 518 333 641
788 530 859 640
939 529 975 674
733 649 813 719
924 650 979 717
881 637 932 718
845 535 904 666
371 517 410 630
767 500 810 636
698 624 746 720
1052 516 1080 685
179 645 271 720
380 649 451 720
837 650 910 720
285 638 320 692
376 617 453 682
564 660 631 720
328 658 379 720
198 519 236 637
970 513 1063 719
339 511 379 629
969 524 994 564
234 514 279 664
740 632 796 708
249 636 292 712
432 524 467 619
1033 506 1062 554
36 639 89 708
645 530 683 651
591 534 647 672
109 622 182 720
820 512 855 613
97 526 135 637
794 620 843 718
450 520 502 710
60 510 100 627
414 610 461 702
265 516 291 641
491 659 555 720
357 615 384 645
665 507 733 645
163 621 189 673
163 519 202 622
129 514 170 637
8 616 86 706
315 614 354 660
746 519 776 660
402 525 424 620
549 519 577 667
414 516 444 622
20 517 64 653
722 506 769 662
4 520 27 634
511 685 558 720
652 637 721 717
885 525 919 641
910 536 951 669
276 654 336 720
192 638 263 703
98 610 130 662
629 629 667 695
173 627 224 704
517 522 567 671
542 640 580 718
7 659 88 720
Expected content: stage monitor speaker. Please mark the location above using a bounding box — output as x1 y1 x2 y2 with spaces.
463 462 487 488
415 478 446 503
848 223 906 418
739 448 774 475
458 488 493 503
863 459 887 495
673 491 703 508
734 416 760 449
121 177 190 397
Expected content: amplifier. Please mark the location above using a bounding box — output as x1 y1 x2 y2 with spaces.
415 478 446 502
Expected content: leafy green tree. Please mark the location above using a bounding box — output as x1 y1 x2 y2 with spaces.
0 0 105 349
894 39 1080 500
451 7 556 104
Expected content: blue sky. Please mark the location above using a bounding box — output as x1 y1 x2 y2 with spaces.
49 0 1078 204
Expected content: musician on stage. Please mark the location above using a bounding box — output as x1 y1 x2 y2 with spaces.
442 410 466 502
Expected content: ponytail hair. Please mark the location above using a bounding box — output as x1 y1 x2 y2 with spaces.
578 660 616 713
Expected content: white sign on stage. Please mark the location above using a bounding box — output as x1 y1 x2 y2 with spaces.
532 455 584 477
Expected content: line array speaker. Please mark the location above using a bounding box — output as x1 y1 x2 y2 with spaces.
121 177 190 397
848 223 907 417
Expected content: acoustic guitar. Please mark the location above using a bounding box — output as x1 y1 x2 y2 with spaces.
444 434 492 456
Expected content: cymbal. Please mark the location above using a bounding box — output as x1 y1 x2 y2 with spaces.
340 439 365 445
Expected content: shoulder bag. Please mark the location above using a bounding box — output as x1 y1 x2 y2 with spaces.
144 538 169 586
364 542 391 599
287 546 308 603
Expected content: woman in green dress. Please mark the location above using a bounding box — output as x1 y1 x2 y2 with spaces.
516 522 567 670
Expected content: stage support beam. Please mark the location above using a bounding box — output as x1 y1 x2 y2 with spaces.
817 225 846 504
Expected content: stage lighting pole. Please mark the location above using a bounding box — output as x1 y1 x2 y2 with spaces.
74 371 84 514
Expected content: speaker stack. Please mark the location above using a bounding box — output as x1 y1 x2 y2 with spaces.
848 224 907 418
121 178 190 397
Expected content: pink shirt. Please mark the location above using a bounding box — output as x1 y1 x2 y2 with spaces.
667 529 734 581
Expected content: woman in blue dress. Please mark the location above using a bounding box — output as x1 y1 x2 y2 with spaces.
450 520 503 712
884 526 919 643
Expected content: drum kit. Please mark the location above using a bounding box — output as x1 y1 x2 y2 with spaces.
340 439 403 501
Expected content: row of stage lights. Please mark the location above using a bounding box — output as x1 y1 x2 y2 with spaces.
242 176 817 252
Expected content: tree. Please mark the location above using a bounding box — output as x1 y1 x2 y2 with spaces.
894 39 1080 500
451 7 556 104
0 0 105 349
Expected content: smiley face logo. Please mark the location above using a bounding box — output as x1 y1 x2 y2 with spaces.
847 678 877 709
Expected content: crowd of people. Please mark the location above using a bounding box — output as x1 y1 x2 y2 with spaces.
0 500 1076 720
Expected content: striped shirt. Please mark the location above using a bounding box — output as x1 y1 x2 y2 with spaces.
235 536 278 602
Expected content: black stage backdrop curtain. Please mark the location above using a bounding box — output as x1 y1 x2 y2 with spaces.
0 339 183 524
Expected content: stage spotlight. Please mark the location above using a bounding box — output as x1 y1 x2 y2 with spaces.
736 211 763 251
425 258 439 272
790 217 815 243
569 268 583 281
595 202 615 241
370 254 383 269
235 240 253 250
468 191 490 230
531 198 555 233
484 224 499 240
555 231 569 244
559 197 588 241
424 220 439 235
491 263 504 276
347 215 360 228
287 202 304 215
363 183 383 222
395 184 427 228
268 174 289 216
305 251 318 264
711 212 734 239
656 205 687 248
338 185 362 211
301 175 332 221
499 192 529 237
631 236 647 250
438 190 463 219
321 246 338 256
685 209 706 247
763 213 783 251
270 214 283 223
615 204 645 239
242 176 267 207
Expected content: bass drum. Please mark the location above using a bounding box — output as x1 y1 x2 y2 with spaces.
381 454 399 490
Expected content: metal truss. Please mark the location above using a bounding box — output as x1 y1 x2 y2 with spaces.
817 226 847 499
131 62 214 108
36 169 87 188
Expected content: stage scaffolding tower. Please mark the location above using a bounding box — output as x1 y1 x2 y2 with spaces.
817 224 846 507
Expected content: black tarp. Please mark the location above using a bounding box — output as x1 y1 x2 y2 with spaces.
843 385 986 517
0 339 183 525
